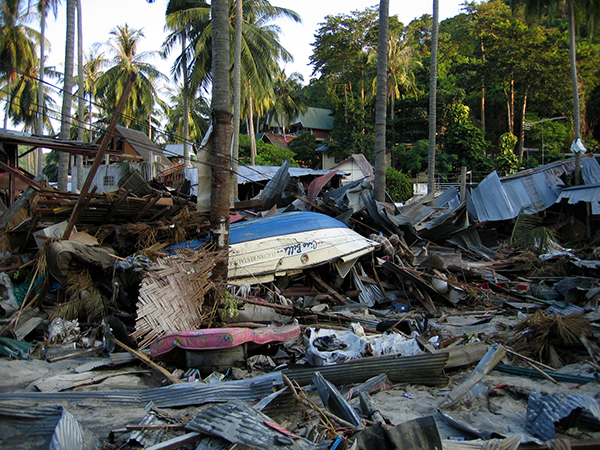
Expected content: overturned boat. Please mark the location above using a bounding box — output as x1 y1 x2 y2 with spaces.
228 211 379 285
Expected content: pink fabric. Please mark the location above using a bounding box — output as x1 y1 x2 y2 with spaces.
149 323 301 357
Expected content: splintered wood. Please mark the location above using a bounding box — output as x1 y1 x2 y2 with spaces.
133 249 216 349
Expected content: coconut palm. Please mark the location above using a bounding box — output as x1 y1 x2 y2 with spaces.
428 0 439 195
269 70 306 135
163 0 301 160
72 49 106 142
7 62 58 133
163 83 209 145
373 0 389 202
57 0 75 191
511 0 597 184
0 0 38 128
95 24 166 130
36 0 60 174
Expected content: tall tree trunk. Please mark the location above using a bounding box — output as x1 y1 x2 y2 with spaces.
210 0 233 280
517 89 528 162
37 0 47 176
182 36 190 168
4 77 10 129
427 0 439 195
58 0 76 191
568 0 582 185
76 0 84 191
248 82 257 165
231 0 243 197
480 38 486 136
374 0 389 202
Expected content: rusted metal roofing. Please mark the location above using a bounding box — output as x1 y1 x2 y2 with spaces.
469 154 600 222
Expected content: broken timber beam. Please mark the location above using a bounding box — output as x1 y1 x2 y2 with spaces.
309 272 348 305
109 336 182 385
0 175 43 233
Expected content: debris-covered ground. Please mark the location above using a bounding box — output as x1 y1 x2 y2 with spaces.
0 156 599 449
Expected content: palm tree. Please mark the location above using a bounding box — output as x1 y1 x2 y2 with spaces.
74 49 106 142
96 24 166 131
164 0 301 153
370 33 421 122
511 0 592 184
210 0 233 278
428 0 439 196
163 83 209 145
36 0 61 175
57 0 75 191
163 2 196 167
7 63 58 132
0 0 38 128
373 0 389 202
269 70 306 135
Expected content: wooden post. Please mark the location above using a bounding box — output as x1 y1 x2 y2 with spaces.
460 166 467 202
62 72 137 239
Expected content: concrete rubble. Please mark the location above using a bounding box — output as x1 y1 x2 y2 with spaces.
0 154 599 449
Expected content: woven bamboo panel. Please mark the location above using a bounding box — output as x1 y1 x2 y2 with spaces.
133 249 215 349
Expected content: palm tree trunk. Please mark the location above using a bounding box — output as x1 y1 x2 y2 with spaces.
480 38 486 136
210 0 233 279
374 0 389 202
568 0 582 185
428 0 439 195
248 82 257 165
76 0 84 191
182 36 190 168
4 77 10 129
58 0 76 191
37 0 47 176
232 0 243 197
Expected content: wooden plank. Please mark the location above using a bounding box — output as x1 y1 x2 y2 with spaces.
109 336 182 385
309 272 348 305
0 161 44 191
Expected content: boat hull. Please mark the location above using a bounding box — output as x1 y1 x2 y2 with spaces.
228 212 378 285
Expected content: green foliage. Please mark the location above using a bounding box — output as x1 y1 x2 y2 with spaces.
42 150 59 182
288 131 320 168
495 132 520 175
385 167 413 203
392 140 457 178
442 103 491 173
510 206 559 255
221 290 239 321
238 135 299 167
327 96 376 162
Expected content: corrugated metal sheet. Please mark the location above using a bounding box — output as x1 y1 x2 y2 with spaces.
284 353 448 387
237 165 335 184
49 407 84 450
470 155 600 222
557 183 600 204
187 401 330 450
0 372 284 408
525 390 600 441
127 413 167 447
141 372 284 408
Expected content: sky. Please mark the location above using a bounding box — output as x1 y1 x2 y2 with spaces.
46 0 468 87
